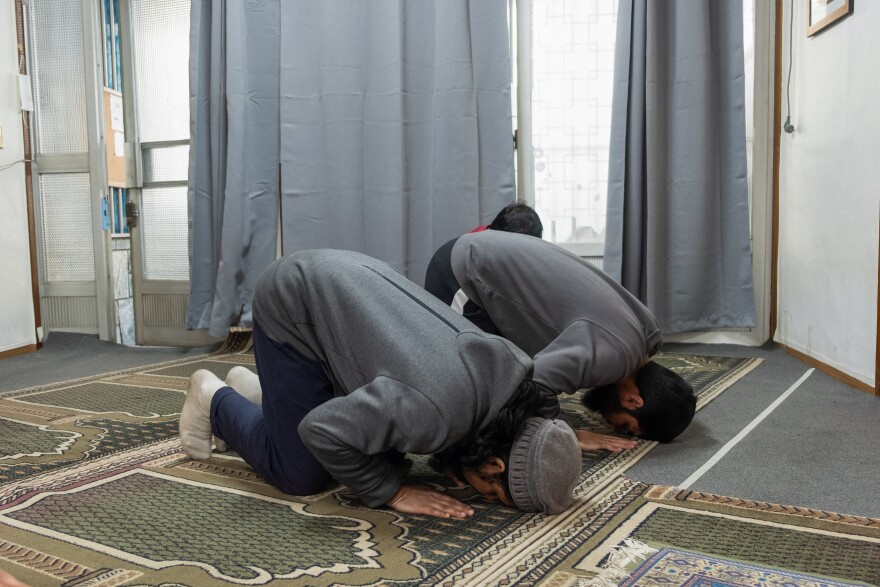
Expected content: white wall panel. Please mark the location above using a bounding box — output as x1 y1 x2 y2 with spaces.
0 5 37 353
776 1 880 386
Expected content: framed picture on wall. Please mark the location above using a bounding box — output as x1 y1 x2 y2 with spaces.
807 0 853 36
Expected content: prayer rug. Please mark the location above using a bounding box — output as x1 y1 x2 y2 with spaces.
540 479 880 587
0 350 760 586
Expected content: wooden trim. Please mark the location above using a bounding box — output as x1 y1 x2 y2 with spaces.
0 344 38 360
15 0 42 349
778 343 876 396
769 0 783 340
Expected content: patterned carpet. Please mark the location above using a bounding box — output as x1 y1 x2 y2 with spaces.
0 348 763 586
543 478 880 587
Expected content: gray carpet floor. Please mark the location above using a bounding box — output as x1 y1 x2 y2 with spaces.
1 333 878 518
629 341 880 519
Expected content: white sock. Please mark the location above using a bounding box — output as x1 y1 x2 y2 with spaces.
226 366 263 405
180 369 224 460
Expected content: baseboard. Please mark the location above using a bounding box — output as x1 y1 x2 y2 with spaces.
0 343 38 360
776 343 877 396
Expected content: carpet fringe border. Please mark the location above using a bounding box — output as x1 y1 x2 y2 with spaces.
583 538 657 587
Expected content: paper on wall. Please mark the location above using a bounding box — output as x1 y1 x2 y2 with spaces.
18 74 33 112
110 93 124 132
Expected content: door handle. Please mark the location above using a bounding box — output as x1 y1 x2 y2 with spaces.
126 200 140 229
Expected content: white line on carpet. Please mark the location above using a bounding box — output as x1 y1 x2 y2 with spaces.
678 367 815 490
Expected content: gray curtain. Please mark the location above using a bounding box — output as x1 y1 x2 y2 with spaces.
604 0 757 333
188 0 515 335
278 0 515 279
188 1 281 337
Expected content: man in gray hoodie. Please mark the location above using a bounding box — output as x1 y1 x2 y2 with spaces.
180 249 582 518
424 230 696 452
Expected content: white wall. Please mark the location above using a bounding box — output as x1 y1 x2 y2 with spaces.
0 4 37 354
776 1 880 386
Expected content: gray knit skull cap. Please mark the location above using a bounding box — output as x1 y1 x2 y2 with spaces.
507 417 581 514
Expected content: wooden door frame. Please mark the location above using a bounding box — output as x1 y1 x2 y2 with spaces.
14 0 41 353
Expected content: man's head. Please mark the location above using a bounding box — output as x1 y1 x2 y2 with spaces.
455 418 581 514
460 458 515 507
581 361 696 443
488 203 544 237
505 417 581 514
439 380 579 514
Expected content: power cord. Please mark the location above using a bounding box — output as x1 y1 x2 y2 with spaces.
0 159 32 171
783 0 795 133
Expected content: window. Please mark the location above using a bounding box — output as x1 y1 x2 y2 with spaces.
529 0 618 246
519 0 756 251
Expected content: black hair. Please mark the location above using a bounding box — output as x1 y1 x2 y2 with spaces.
435 378 557 493
631 362 696 442
488 203 543 238
581 362 696 443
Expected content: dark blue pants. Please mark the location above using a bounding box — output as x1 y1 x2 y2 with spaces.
211 322 334 495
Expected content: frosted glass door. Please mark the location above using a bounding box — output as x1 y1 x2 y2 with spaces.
124 0 217 345
29 0 110 337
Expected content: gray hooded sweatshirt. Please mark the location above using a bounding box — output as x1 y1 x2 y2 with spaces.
450 231 662 394
252 249 533 507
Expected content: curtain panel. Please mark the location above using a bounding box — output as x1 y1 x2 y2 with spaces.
187 0 281 337
278 0 514 279
604 0 757 333
188 0 515 336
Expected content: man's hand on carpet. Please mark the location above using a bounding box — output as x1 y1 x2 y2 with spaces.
387 484 475 519
576 429 637 452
